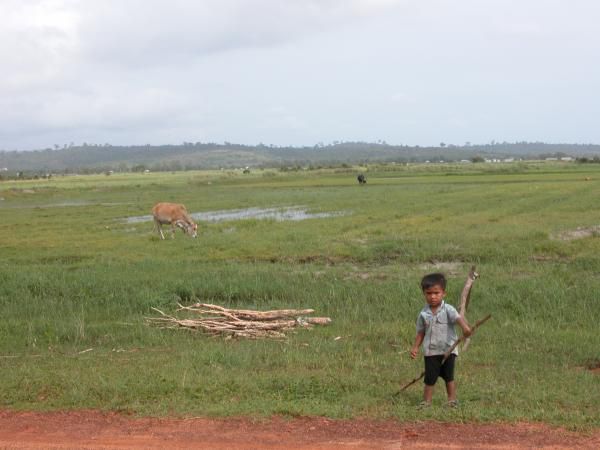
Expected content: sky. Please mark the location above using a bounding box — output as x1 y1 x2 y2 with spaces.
2 0 600 151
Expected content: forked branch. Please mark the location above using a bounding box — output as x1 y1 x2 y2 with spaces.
459 265 479 351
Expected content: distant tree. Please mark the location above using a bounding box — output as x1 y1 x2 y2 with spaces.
167 160 183 171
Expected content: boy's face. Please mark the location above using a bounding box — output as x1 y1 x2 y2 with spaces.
423 284 446 308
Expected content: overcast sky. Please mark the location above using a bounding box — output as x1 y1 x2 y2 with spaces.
2 0 599 151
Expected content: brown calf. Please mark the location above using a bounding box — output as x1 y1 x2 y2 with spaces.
151 202 198 239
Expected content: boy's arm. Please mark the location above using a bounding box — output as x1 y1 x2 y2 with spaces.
410 331 425 359
457 316 472 337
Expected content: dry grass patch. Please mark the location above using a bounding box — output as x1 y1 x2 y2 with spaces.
418 261 464 276
553 225 600 241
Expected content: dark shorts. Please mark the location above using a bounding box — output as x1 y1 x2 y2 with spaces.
424 354 456 386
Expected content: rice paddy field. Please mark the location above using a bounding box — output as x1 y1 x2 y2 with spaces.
1 162 599 429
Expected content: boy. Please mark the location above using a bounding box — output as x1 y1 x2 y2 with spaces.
410 273 471 408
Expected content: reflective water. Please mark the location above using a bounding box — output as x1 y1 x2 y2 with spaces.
124 206 345 223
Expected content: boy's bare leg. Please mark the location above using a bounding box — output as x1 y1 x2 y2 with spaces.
445 381 457 402
423 385 434 403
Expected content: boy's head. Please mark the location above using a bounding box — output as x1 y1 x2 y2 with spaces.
421 273 447 291
420 273 447 308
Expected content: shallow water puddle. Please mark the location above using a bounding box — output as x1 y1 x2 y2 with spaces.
124 206 346 224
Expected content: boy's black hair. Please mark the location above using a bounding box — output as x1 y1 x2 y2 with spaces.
421 273 447 291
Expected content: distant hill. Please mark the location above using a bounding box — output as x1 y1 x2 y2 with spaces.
1 141 600 173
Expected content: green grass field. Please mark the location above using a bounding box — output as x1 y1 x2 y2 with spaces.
1 162 599 428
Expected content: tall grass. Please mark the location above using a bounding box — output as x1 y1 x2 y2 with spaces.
1 163 599 427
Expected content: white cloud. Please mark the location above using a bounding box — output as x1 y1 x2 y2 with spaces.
0 1 79 89
1 0 600 150
71 0 409 66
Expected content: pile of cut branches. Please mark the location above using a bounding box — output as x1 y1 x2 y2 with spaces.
146 303 332 339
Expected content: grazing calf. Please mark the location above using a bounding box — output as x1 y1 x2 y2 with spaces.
357 174 367 185
152 202 198 239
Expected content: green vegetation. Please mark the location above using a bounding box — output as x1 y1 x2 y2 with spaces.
1 140 599 173
1 162 599 429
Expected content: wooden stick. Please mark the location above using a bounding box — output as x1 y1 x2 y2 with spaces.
459 266 479 352
303 317 332 325
396 314 492 394
147 304 330 339
459 266 478 315
183 303 315 320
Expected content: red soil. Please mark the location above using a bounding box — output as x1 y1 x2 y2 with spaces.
1 410 599 449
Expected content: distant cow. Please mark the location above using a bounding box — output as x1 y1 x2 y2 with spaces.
357 174 367 185
152 202 198 239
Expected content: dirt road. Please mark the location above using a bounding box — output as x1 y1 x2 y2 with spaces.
1 410 598 449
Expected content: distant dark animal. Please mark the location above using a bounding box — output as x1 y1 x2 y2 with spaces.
357 174 367 185
152 202 198 239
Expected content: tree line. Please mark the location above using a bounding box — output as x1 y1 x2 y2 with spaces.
1 141 599 174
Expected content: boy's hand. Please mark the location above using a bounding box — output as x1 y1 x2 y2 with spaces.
457 317 472 337
410 347 419 359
